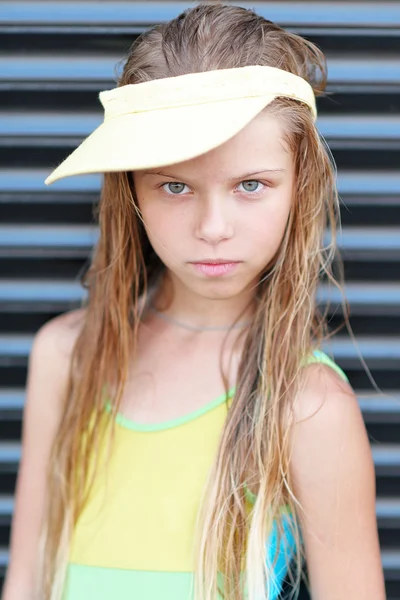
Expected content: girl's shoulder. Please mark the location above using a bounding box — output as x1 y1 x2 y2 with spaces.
292 347 355 426
33 307 86 360
30 308 87 390
25 307 87 439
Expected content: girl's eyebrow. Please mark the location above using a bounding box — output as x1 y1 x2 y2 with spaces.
142 168 286 180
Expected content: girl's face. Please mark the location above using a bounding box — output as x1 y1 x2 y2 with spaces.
133 111 294 302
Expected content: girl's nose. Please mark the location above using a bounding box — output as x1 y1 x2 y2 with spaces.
194 195 234 244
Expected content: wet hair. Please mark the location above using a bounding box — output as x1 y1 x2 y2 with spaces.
38 3 345 599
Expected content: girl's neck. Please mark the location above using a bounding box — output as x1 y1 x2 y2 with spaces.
147 304 253 332
144 270 257 331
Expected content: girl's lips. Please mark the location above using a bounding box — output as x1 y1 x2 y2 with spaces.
190 262 240 277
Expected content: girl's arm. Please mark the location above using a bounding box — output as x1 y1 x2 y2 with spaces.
2 310 83 600
289 363 386 599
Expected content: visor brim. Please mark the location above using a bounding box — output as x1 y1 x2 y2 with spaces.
44 94 279 185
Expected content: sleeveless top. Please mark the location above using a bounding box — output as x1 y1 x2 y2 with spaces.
62 349 349 600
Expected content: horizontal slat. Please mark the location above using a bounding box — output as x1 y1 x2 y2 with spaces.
0 547 8 568
1 169 399 197
2 113 400 143
0 443 21 464
1 281 400 315
0 225 97 248
317 283 400 314
294 338 394 367
0 56 118 84
1 2 399 29
324 337 400 367
336 172 400 196
0 169 99 193
0 335 33 357
2 113 400 153
319 115 400 141
374 445 400 471
0 389 24 411
334 228 400 257
0 279 84 302
1 334 399 364
1 56 399 89
377 498 400 523
0 495 14 515
382 549 400 581
358 392 400 423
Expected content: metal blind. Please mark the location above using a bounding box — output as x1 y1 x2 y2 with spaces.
0 2 399 597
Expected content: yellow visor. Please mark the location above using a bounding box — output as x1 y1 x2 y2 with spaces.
44 65 317 185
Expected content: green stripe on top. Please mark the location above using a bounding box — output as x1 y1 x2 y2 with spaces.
305 348 349 382
63 557 290 600
104 386 236 432
63 564 195 600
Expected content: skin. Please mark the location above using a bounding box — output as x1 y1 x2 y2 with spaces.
290 363 386 599
132 109 294 328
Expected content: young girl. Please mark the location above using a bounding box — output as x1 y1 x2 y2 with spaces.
3 3 385 600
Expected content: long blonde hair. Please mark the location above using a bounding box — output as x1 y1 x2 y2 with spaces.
38 3 346 599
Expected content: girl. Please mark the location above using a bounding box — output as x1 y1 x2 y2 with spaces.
3 2 385 600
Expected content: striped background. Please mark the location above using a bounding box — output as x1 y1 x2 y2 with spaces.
0 2 399 597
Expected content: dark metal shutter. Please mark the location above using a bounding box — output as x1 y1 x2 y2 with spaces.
0 2 399 597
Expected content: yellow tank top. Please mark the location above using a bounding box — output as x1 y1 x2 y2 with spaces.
62 348 349 600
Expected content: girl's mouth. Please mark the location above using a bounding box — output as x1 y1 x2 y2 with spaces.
190 261 240 277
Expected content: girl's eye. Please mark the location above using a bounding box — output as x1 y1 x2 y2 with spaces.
160 182 190 195
159 179 267 197
238 180 265 195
